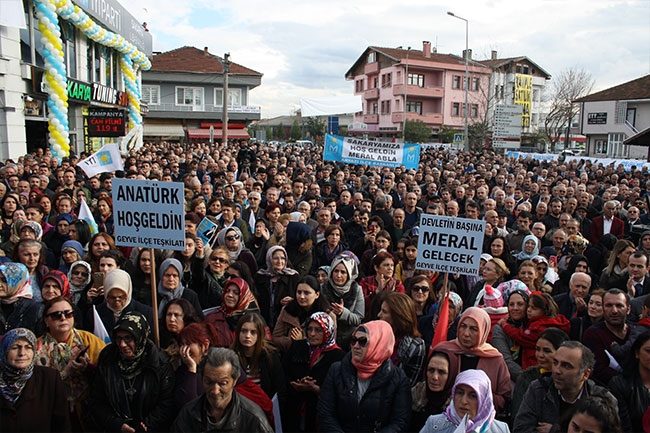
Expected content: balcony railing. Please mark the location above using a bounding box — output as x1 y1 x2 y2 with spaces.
364 62 380 75
364 88 379 99
392 111 443 125
363 114 379 124
147 103 261 114
392 84 444 98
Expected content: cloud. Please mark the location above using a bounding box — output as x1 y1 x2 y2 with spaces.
120 0 650 118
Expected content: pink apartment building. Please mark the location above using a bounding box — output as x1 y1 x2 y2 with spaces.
345 41 492 140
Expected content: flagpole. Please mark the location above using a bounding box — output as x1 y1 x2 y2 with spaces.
150 248 160 348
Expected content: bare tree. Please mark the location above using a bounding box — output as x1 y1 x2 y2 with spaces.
543 68 594 152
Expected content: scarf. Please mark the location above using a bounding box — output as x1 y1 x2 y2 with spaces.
157 258 185 318
221 278 257 317
445 370 496 433
327 254 359 298
113 311 150 380
67 261 92 306
103 269 133 319
307 312 339 367
435 307 502 358
41 270 71 300
0 262 33 305
36 329 88 402
516 234 539 260
351 320 395 380
0 328 36 404
217 227 244 261
257 246 298 277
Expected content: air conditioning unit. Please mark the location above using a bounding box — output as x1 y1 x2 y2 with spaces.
21 64 32 80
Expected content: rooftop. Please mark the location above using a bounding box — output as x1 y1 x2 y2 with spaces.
150 46 262 76
576 74 650 102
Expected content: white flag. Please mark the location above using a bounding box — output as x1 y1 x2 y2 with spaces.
78 198 98 235
92 305 111 343
78 143 124 178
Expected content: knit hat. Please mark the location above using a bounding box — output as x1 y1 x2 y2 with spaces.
285 222 311 247
483 285 504 309
61 240 84 258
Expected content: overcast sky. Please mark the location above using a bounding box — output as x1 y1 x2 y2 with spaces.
123 0 650 118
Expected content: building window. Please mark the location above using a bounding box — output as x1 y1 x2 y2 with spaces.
356 79 364 92
523 65 530 74
406 101 422 115
595 139 607 154
452 102 460 116
516 65 522 73
215 89 242 106
453 75 461 89
471 77 479 91
381 73 392 88
142 85 160 105
368 51 376 63
373 77 379 88
471 104 478 118
380 100 391 114
176 87 204 109
372 103 378 114
408 73 424 87
60 21 77 78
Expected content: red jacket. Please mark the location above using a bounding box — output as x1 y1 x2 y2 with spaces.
502 314 570 369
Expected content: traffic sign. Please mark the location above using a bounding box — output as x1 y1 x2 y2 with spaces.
454 134 464 143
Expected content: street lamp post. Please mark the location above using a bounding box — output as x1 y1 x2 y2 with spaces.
402 46 411 142
222 53 231 145
447 11 469 152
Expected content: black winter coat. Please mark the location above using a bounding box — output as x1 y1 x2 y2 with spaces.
85 341 176 432
253 272 300 327
318 353 412 433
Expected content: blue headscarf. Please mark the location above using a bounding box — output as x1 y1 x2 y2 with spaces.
517 235 539 260
0 328 36 404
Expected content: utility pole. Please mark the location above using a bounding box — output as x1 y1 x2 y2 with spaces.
222 53 230 145
448 12 470 151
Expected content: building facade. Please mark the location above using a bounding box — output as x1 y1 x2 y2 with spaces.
141 46 262 143
479 52 551 134
576 74 650 159
345 42 492 140
0 0 152 159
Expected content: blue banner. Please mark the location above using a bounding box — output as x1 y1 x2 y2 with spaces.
324 134 420 169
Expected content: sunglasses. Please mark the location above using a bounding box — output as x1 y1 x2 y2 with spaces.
412 285 430 293
350 335 368 347
210 256 228 264
225 235 240 241
46 310 74 321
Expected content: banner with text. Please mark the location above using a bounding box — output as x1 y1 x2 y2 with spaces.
112 178 186 251
415 214 485 276
324 134 420 169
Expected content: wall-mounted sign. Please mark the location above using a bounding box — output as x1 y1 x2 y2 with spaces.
87 108 126 137
587 112 607 125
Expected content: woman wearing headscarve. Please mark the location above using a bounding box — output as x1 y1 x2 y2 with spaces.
420 369 510 433
272 275 333 352
283 311 345 432
434 307 512 412
67 260 92 308
0 262 44 336
58 240 84 275
411 351 454 431
490 280 531 382
157 258 204 321
36 296 106 428
85 311 176 432
254 245 300 328
204 277 262 347
43 212 74 258
515 234 539 270
84 269 153 335
216 226 258 274
418 291 464 350
318 320 411 432
0 328 70 431
321 253 365 350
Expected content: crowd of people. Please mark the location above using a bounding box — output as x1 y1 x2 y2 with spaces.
2 137 649 432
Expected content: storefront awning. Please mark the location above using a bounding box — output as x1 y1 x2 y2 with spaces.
143 124 185 137
187 128 250 139
624 126 650 146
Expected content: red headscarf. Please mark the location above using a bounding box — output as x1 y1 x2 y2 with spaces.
222 278 257 317
351 320 395 379
41 270 71 300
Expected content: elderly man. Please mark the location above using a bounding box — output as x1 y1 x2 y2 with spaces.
172 348 273 432
513 341 615 433
590 200 625 244
554 272 591 318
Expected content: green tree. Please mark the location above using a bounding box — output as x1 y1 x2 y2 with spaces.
468 121 490 150
265 126 273 141
404 119 431 143
276 123 285 140
438 125 457 143
290 120 302 141
306 117 326 141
